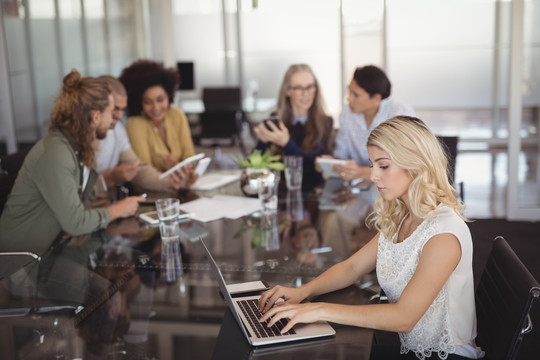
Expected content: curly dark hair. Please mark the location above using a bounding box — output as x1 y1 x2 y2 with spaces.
49 70 111 168
118 59 180 117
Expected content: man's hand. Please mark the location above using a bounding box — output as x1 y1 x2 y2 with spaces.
104 162 139 187
106 195 145 222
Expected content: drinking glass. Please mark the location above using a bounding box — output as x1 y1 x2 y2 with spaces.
257 172 280 214
286 189 304 221
260 211 279 251
155 198 180 222
159 222 183 282
284 156 303 191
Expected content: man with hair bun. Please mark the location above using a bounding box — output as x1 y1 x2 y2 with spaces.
0 70 144 255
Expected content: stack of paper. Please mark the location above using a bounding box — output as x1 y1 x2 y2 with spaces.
191 173 241 191
178 195 261 222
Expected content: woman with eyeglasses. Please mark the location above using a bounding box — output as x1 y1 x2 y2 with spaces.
254 64 333 193
318 65 415 183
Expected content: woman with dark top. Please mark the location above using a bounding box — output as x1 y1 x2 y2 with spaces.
254 64 333 193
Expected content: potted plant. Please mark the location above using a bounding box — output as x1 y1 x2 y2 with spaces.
237 149 285 197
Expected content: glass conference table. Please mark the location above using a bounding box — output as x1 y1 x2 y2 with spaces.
0 175 380 360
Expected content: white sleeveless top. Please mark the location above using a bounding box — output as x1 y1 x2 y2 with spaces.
376 205 484 360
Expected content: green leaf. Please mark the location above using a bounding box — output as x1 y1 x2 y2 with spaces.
237 148 285 170
252 230 261 248
267 162 285 170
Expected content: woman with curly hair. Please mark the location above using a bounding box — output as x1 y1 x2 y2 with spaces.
119 60 197 187
0 70 143 255
257 116 484 360
253 64 333 193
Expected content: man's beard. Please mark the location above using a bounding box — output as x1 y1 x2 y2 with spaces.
96 127 108 140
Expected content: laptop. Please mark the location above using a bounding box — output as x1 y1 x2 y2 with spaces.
200 239 336 347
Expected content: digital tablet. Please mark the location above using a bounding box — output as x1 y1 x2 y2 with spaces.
159 153 205 179
316 158 346 178
194 157 211 176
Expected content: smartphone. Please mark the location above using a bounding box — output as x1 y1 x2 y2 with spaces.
194 157 211 176
178 221 209 241
138 211 160 225
138 210 193 226
264 117 280 131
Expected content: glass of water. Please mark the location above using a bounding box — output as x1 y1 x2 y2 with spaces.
159 222 183 282
284 156 303 191
257 171 280 214
155 198 180 223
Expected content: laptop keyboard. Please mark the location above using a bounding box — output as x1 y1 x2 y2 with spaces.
237 299 296 338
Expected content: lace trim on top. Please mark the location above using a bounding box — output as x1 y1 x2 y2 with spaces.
377 218 456 360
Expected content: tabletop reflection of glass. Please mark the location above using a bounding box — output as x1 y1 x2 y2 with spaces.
0 178 379 359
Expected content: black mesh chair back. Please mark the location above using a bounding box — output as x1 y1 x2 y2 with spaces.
475 236 540 360
0 149 29 215
437 136 457 184
437 135 464 201
198 87 247 155
202 87 242 112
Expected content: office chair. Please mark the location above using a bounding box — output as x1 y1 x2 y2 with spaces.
475 236 540 360
0 149 29 215
437 136 464 202
0 251 84 317
198 87 248 156
0 251 40 281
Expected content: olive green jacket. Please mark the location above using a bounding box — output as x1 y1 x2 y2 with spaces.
0 130 110 255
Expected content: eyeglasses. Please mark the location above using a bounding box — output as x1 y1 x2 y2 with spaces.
289 84 317 95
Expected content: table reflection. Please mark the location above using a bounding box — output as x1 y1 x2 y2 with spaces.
0 178 379 359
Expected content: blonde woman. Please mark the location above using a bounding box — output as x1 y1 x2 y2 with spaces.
258 116 483 359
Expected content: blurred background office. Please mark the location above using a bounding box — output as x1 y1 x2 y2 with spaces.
0 0 539 220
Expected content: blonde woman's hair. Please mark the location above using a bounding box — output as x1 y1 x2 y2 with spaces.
366 116 465 239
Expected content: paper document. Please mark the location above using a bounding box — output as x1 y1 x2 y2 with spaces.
178 195 261 222
191 173 241 191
